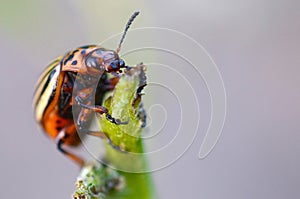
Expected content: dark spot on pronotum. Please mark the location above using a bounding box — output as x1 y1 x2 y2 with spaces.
56 120 61 124
71 60 78 65
56 127 62 131
64 54 74 65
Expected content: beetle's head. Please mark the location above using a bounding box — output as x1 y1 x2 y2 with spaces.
85 48 126 74
79 11 140 75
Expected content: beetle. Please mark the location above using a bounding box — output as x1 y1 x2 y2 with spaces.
33 12 140 167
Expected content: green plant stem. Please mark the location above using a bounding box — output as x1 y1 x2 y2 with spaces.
74 64 155 199
104 144 155 199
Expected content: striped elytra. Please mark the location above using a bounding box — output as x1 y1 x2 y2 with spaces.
33 57 62 122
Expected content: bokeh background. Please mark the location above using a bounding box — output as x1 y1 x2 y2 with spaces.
1 0 300 198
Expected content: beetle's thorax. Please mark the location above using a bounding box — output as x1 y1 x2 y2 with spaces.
61 45 120 76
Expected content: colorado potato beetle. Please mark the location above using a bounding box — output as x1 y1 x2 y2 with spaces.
33 12 140 167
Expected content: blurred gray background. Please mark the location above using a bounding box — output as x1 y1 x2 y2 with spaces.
1 0 300 198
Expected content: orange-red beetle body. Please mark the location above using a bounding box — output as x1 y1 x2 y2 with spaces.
33 12 140 166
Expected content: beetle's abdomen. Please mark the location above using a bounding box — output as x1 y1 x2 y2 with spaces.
42 110 80 146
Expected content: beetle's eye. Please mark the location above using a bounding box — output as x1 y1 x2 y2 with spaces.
110 61 119 69
86 57 99 68
119 60 125 68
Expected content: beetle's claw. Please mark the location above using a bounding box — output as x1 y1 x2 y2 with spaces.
115 119 129 125
106 114 128 125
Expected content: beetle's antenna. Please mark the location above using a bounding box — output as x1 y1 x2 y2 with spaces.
116 11 140 53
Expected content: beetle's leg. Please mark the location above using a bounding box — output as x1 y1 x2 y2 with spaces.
102 76 120 91
78 123 125 152
105 112 128 125
56 130 85 167
87 131 125 152
76 105 125 152
75 96 128 125
76 106 93 128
